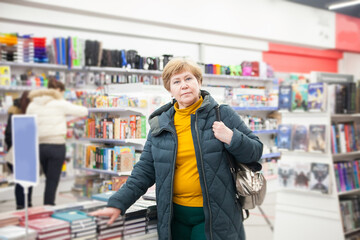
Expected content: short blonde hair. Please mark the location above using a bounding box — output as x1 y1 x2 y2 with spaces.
162 58 203 91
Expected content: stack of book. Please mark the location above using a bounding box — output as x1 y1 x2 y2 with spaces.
11 206 54 223
0 225 37 240
23 217 70 240
0 212 20 227
133 199 157 235
52 210 96 239
96 204 149 240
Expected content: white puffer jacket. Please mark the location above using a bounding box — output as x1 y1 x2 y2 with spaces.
26 89 88 144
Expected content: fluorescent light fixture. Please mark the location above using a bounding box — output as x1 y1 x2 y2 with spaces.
328 0 360 10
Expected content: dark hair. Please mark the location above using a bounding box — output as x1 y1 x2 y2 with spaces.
19 91 30 114
48 78 65 91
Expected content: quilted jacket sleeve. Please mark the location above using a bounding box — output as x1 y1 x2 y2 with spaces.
107 132 156 214
220 105 263 164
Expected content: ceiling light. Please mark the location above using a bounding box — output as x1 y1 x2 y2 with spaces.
328 0 360 10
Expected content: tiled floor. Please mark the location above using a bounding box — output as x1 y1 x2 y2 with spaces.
0 178 277 240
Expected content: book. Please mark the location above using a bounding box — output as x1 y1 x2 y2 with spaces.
21 217 69 233
112 176 128 191
91 191 116 202
0 225 37 240
12 206 54 221
310 163 330 194
291 83 308 111
308 82 327 112
277 124 292 150
292 125 308 151
278 161 295 188
51 211 94 224
293 162 310 190
308 125 326 153
278 85 292 111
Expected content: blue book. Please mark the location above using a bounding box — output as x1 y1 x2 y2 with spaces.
55 38 61 64
52 210 93 224
61 37 66 65
308 82 326 112
278 85 292 111
91 191 116 202
277 124 292 150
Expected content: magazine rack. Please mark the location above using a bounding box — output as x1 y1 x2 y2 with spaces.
273 73 360 240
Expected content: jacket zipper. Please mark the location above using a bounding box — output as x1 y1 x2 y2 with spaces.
195 113 213 240
168 129 177 240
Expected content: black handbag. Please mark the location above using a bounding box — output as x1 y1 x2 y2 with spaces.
215 105 267 219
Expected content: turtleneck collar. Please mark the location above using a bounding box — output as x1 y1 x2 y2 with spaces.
174 96 203 116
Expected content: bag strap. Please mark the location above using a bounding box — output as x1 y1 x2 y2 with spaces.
215 105 249 220
215 105 237 173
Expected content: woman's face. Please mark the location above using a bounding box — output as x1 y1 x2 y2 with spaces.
169 70 201 109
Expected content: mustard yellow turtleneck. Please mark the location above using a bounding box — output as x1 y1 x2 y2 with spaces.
172 96 204 207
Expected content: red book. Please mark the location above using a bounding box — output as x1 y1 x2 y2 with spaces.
21 217 69 233
12 206 53 221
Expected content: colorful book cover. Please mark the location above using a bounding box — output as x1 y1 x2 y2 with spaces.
292 125 308 151
278 85 292 111
308 125 326 153
12 206 54 221
308 82 326 112
114 146 135 172
112 176 129 191
51 211 94 224
310 163 330 194
291 83 308 111
277 124 292 150
278 161 295 189
91 191 116 202
293 162 311 190
21 217 69 233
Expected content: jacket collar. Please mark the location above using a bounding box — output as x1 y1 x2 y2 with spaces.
149 90 217 136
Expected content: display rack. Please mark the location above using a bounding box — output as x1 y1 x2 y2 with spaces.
2 61 280 198
274 81 360 240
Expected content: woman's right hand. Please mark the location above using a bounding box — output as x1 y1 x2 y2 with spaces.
88 207 121 225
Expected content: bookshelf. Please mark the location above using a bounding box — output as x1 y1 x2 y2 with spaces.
274 74 360 240
2 61 280 199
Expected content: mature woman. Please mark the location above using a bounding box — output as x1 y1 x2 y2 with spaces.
90 58 263 240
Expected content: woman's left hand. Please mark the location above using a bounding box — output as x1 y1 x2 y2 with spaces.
212 121 233 145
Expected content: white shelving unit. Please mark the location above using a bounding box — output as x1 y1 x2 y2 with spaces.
274 82 360 240
274 110 345 240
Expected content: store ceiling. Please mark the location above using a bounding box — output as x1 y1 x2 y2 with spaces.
286 0 360 18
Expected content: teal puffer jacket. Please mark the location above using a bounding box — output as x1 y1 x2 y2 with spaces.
107 90 263 240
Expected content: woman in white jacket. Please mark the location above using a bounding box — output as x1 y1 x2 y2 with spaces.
26 79 88 205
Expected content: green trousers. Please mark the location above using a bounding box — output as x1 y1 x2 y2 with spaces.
171 203 206 240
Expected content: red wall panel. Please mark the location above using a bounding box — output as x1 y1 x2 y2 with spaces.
336 14 360 52
263 43 343 73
